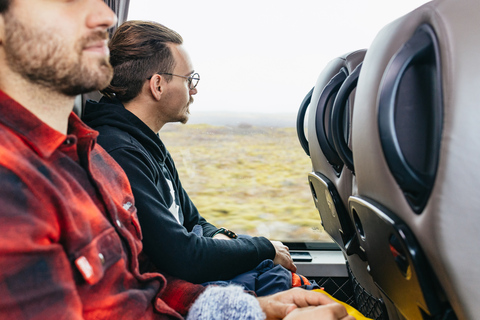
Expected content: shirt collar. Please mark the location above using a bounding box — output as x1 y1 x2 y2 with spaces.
0 90 98 158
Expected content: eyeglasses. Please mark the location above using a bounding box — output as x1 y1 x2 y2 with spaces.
148 72 200 90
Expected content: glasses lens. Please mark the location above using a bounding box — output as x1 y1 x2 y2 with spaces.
190 73 200 89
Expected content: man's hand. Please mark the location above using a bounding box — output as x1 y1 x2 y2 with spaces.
284 305 356 320
270 240 296 272
257 288 356 320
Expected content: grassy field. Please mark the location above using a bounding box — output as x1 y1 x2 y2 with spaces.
161 123 332 242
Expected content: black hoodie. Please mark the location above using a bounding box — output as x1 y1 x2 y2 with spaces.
82 97 275 283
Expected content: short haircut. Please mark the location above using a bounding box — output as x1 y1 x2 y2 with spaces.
101 20 183 103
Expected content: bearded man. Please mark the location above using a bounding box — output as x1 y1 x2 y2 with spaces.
0 1 355 319
0 0 207 318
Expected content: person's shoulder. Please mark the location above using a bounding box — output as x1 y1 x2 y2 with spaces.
95 125 141 151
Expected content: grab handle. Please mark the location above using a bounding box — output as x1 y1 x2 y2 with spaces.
296 87 314 156
378 24 443 212
331 63 362 173
315 69 348 171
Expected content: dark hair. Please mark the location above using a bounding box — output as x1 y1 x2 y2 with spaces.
0 0 11 13
101 20 183 103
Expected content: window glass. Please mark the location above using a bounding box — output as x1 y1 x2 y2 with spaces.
128 0 430 242
160 123 329 241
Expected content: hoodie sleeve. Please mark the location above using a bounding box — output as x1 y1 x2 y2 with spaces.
106 145 276 284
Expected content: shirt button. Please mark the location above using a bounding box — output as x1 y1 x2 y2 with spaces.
123 202 133 210
98 253 105 265
116 219 122 228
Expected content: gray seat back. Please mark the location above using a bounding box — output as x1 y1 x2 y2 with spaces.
306 50 365 251
352 0 480 318
302 50 400 319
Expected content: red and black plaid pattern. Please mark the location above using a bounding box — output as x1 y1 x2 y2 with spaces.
0 90 204 319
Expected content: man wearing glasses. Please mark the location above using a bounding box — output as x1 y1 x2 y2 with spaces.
83 20 297 286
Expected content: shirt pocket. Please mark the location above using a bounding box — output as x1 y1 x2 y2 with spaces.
73 228 123 285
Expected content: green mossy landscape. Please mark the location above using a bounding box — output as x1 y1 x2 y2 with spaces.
161 123 332 242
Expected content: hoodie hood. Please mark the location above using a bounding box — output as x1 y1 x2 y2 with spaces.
82 96 168 163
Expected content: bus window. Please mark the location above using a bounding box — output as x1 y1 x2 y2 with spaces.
127 0 430 243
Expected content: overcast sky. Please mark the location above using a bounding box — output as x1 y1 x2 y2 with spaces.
128 0 430 115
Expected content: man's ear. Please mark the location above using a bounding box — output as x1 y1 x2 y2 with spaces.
149 74 164 101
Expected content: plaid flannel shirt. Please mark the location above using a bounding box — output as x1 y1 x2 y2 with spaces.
0 90 204 319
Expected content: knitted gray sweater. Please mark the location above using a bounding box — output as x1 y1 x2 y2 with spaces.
187 285 266 320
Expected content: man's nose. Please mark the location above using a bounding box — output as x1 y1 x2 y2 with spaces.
86 0 118 31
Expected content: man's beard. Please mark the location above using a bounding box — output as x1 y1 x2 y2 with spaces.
3 15 113 96
180 96 194 124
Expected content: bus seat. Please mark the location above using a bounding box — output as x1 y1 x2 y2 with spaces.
306 49 365 252
299 50 398 319
351 0 480 318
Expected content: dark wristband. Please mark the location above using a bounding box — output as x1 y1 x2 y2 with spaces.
213 227 238 239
